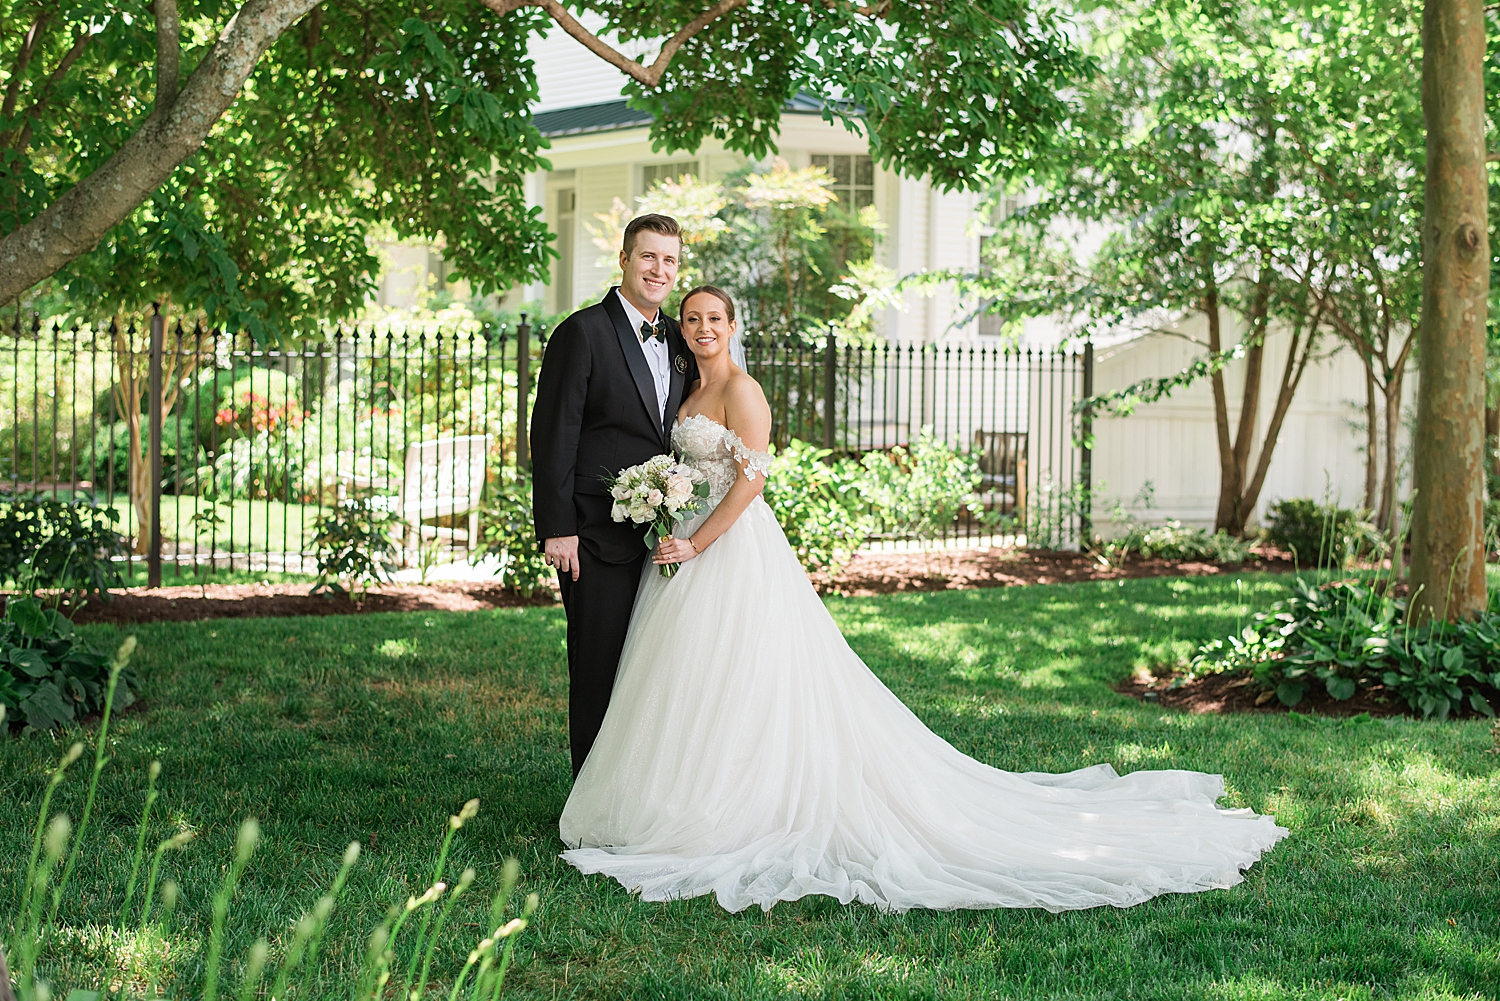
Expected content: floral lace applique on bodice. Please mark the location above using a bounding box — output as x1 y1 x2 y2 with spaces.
672 413 773 507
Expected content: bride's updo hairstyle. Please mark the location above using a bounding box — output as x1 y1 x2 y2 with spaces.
679 284 736 324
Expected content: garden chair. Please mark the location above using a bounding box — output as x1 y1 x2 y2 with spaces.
362 434 492 551
973 430 1027 518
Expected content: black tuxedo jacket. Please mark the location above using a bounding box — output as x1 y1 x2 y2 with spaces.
531 289 699 564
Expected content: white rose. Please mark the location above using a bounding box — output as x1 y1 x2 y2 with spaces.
668 477 693 502
611 483 630 500
646 488 664 508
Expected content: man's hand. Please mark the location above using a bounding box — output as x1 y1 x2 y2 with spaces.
544 536 582 581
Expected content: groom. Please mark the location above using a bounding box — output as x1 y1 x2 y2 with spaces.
531 213 698 778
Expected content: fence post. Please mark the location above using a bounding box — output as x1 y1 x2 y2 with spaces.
823 323 837 452
147 308 164 587
1079 340 1095 548
515 312 531 473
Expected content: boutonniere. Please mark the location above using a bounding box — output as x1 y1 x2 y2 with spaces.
673 354 687 374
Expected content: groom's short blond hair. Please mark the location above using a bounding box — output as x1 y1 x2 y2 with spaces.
622 214 683 256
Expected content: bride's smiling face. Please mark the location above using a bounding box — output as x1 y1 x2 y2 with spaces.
681 292 737 361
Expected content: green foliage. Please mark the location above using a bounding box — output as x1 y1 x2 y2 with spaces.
1102 520 1254 564
0 497 128 595
309 496 402 597
859 431 987 545
0 594 128 732
477 477 555 597
1194 576 1500 719
4 636 537 1001
762 440 872 575
1265 498 1387 568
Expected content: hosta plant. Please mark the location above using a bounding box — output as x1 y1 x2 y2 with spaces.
0 593 130 732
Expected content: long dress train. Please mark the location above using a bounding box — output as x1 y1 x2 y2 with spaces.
559 414 1287 913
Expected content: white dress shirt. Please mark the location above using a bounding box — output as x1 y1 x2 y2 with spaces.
615 288 671 423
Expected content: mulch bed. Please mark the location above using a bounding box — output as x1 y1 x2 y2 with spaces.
50 582 554 626
26 545 1298 627
810 545 1296 596
1112 670 1411 718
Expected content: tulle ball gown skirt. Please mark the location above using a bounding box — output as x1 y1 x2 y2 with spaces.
559 498 1288 913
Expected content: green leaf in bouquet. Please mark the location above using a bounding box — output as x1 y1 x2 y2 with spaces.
644 526 661 551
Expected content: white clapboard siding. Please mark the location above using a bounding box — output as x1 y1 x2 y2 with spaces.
1090 313 1415 531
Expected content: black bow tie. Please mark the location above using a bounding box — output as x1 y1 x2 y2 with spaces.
639 320 665 344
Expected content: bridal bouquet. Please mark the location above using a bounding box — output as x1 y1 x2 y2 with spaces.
608 455 711 577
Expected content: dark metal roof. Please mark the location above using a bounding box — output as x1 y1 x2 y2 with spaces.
533 101 654 138
532 93 833 139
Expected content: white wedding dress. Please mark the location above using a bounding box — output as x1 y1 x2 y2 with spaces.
559 415 1287 913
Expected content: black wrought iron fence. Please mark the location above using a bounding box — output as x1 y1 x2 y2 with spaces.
743 332 1092 548
0 312 1090 584
0 312 546 583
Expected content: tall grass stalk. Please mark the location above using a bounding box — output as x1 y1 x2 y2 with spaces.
411 867 476 1001
48 637 137 929
117 759 162 931
399 798 478 998
201 819 261 1001
265 840 360 1001
20 743 83 912
139 830 196 933
15 816 71 1000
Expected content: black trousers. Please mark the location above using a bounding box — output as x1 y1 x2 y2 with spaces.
557 544 648 778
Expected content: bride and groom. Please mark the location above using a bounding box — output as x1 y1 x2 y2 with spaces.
529 212 1286 914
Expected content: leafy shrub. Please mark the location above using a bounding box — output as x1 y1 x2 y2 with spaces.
1265 498 1386 567
0 593 130 731
763 440 872 574
477 476 555 596
1193 577 1500 719
1102 520 1254 564
859 430 987 545
0 496 128 595
5 637 537 1001
309 495 403 597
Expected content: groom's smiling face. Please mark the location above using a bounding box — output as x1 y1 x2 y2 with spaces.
618 231 681 316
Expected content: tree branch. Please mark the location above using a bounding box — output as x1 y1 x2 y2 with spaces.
0 0 325 306
478 0 749 88
155 0 181 109
1 14 47 120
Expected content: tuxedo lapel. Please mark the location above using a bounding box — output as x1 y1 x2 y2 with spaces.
602 290 666 448
663 321 690 442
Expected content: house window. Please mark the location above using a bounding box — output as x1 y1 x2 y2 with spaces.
641 160 698 192
810 154 874 210
553 188 575 313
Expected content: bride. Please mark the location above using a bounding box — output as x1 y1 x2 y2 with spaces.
558 285 1287 914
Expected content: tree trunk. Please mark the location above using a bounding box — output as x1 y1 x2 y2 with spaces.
1409 0 1489 623
1363 361 1380 511
1485 401 1499 489
1380 368 1405 535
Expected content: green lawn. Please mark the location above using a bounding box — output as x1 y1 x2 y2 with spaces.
3 574 1499 1000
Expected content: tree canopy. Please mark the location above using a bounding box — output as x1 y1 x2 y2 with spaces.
0 0 1088 333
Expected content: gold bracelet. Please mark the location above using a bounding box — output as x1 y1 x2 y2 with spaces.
688 537 701 554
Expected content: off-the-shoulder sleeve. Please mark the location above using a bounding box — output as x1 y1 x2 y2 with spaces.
724 429 773 481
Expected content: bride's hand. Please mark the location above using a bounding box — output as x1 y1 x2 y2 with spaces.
654 535 699 565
